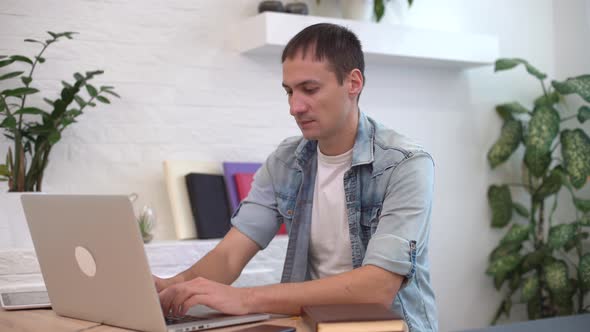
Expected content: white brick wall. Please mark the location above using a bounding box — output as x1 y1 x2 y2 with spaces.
2 0 585 330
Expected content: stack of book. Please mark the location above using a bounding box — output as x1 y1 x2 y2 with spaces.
301 303 407 332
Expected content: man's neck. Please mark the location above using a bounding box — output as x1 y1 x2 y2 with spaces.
318 108 359 156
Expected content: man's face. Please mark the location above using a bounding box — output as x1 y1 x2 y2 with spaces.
282 52 354 141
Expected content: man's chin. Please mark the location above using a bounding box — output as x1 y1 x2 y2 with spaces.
300 130 320 140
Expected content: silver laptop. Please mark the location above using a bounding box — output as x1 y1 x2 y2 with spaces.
21 194 270 332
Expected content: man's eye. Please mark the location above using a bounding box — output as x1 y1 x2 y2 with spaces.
303 88 318 94
285 90 293 96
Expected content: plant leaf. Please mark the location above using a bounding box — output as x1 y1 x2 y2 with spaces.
561 129 590 189
501 224 530 245
524 106 560 177
524 149 551 178
574 197 590 213
1 87 39 97
509 273 521 291
74 72 84 82
580 214 590 227
24 39 45 45
61 81 73 89
43 98 54 106
74 95 86 108
496 102 530 120
494 58 547 80
48 130 61 145
96 95 110 104
564 232 589 251
102 89 120 98
0 116 17 129
551 282 575 315
521 275 539 302
490 242 522 262
521 249 547 272
534 92 560 108
10 55 33 65
14 107 48 116
0 58 16 68
494 274 508 290
21 76 32 85
577 106 590 123
486 253 521 278
544 260 569 293
488 120 522 168
488 185 513 228
374 0 385 22
86 84 98 97
495 58 520 71
533 167 564 201
526 106 561 150
579 254 590 292
0 71 24 81
512 202 530 217
547 223 578 249
552 75 590 103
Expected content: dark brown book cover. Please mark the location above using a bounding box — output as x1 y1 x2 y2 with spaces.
301 303 403 332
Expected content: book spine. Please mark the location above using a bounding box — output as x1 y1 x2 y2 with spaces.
300 309 318 332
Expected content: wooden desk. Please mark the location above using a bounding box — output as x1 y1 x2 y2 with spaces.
0 308 307 332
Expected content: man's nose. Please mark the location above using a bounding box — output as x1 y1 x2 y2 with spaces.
289 96 307 116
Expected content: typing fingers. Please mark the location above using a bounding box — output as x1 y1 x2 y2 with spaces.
170 284 202 317
158 286 177 316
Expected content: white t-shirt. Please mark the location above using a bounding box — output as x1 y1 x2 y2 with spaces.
309 145 354 280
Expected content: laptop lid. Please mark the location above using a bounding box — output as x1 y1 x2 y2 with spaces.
21 194 269 332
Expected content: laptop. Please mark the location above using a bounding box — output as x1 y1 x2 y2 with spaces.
21 194 270 332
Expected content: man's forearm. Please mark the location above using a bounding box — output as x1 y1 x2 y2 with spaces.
173 248 240 285
244 265 403 315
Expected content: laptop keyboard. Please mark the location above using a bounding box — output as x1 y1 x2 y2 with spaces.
164 315 202 325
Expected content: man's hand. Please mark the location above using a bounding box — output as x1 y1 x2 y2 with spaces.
153 275 170 293
158 277 250 317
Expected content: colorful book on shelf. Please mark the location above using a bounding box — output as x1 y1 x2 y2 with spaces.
301 303 406 332
185 173 232 239
222 162 262 213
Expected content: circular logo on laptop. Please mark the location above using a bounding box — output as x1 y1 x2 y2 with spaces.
74 246 97 277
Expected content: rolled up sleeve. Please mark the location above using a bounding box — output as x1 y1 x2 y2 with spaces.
362 152 434 287
231 156 281 250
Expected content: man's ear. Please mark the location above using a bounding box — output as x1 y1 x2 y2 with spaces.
348 69 364 98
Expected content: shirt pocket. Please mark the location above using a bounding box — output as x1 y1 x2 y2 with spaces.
359 205 382 240
276 193 296 231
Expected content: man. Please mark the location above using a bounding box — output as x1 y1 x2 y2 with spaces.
155 23 437 331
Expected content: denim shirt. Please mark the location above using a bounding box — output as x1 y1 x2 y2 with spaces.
231 112 438 331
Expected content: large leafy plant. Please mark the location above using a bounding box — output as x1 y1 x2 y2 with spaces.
486 58 590 323
0 31 119 192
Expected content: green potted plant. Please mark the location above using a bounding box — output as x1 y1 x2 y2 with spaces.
316 0 414 22
0 31 120 192
486 58 590 323
0 31 119 247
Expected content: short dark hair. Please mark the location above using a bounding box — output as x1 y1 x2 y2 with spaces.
281 23 365 86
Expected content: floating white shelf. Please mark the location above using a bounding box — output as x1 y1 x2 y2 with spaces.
234 12 499 69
